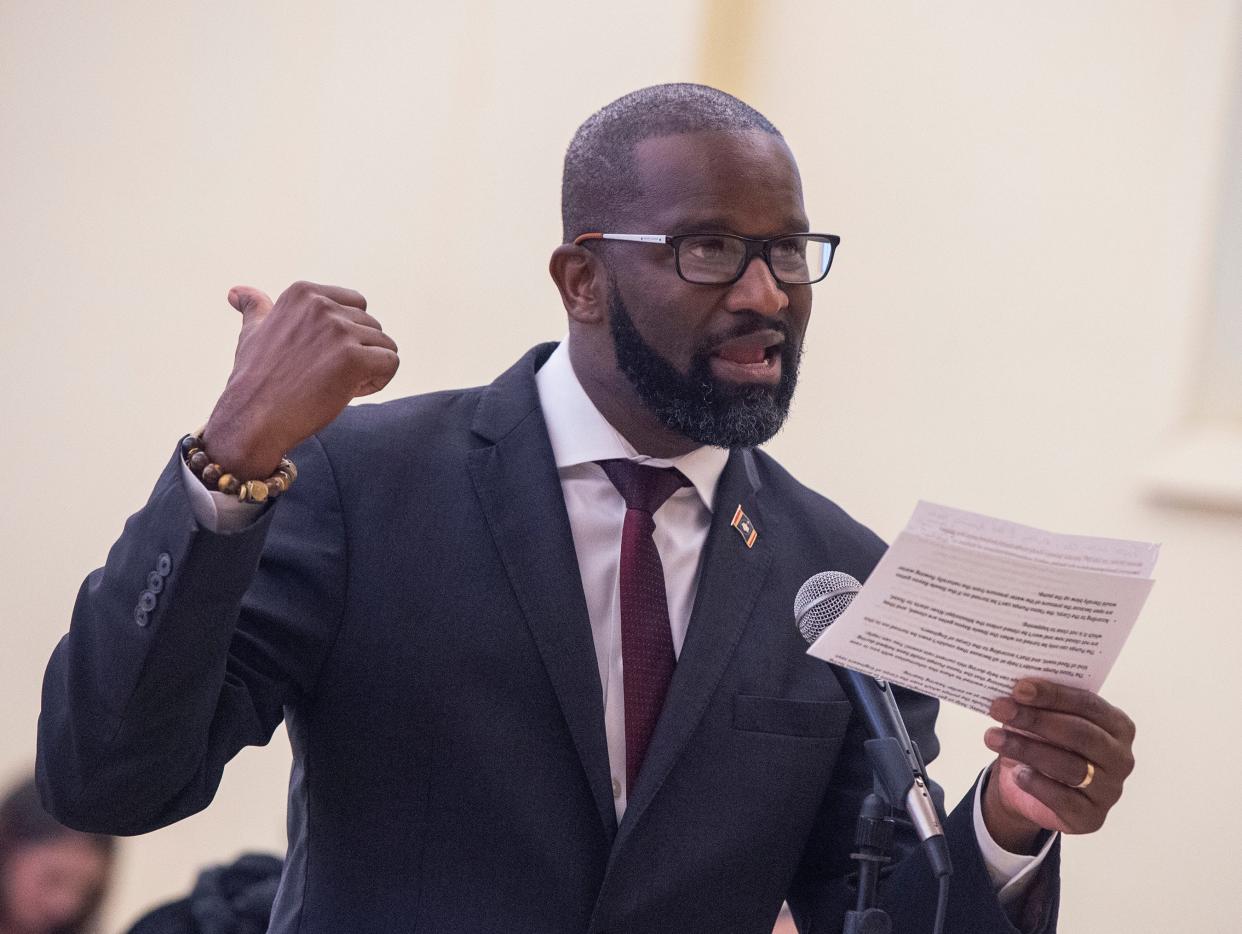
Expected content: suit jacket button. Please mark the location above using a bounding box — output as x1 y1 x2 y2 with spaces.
156 553 173 577
134 607 149 627
138 590 157 613
146 571 164 594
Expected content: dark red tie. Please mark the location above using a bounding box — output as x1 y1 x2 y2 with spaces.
597 459 692 792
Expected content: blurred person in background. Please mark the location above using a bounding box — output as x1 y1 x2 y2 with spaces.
0 776 113 934
124 853 282 934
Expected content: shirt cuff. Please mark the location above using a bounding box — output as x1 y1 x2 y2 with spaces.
972 766 1057 909
179 454 266 533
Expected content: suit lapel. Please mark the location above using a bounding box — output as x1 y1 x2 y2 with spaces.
611 448 776 851
467 345 619 842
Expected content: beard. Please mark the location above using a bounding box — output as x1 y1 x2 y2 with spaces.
607 285 803 449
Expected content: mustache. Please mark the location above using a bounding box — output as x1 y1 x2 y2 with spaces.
701 314 792 354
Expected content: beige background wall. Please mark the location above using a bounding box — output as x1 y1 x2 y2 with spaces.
2 3 1239 931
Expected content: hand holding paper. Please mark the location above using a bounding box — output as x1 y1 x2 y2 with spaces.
806 502 1154 852
982 678 1137 852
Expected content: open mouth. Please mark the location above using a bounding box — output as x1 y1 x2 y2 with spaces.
707 330 785 386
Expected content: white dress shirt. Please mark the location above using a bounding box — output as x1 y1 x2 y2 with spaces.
182 338 1052 906
533 340 728 823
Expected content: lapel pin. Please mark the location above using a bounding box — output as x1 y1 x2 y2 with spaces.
730 505 758 549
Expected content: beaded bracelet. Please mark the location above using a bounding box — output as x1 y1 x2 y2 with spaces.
180 430 297 504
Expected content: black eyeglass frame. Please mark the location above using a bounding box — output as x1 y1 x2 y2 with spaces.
572 231 842 286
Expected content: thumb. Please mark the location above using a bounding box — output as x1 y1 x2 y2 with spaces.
227 285 274 320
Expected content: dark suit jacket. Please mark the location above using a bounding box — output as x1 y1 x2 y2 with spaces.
38 344 1058 933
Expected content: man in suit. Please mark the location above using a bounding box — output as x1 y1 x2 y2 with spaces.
38 84 1136 932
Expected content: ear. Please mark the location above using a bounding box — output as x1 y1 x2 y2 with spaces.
549 244 608 325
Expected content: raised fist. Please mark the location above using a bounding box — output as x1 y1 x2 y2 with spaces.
202 281 400 480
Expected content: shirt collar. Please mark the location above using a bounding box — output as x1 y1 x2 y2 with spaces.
534 338 728 513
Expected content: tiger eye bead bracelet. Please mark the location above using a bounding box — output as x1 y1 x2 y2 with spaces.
181 432 297 504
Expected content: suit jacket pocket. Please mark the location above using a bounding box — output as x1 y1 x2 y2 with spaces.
733 695 852 739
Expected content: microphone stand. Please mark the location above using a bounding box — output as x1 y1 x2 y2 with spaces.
794 579 951 932
844 732 941 934
845 692 952 934
845 793 896 934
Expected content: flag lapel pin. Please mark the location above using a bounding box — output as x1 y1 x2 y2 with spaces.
730 505 758 549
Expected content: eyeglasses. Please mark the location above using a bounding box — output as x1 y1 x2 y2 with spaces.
573 231 840 286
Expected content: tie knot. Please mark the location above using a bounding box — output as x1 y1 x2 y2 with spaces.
596 459 691 515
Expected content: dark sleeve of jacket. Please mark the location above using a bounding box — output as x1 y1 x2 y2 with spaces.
36 437 345 834
785 684 1061 934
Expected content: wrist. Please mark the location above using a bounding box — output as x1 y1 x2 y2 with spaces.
181 430 297 505
201 418 284 481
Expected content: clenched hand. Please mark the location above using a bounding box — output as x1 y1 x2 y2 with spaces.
202 281 400 479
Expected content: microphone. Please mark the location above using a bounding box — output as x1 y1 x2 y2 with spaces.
795 571 952 880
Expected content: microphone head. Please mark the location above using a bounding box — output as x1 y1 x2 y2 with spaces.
794 571 862 645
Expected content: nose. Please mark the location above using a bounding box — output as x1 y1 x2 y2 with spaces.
726 256 788 318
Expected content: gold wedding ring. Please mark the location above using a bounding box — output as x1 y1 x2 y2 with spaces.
1073 760 1096 790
